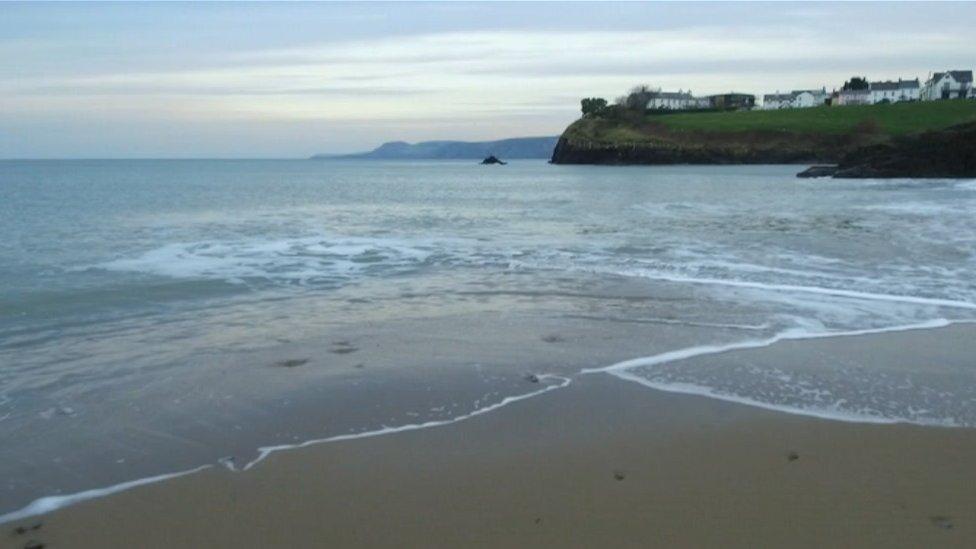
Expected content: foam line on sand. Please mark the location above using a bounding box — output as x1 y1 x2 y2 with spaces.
0 375 572 524
582 319 960 425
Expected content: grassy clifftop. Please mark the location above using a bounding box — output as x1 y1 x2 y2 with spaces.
553 100 976 164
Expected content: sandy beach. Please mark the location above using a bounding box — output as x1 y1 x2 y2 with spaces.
6 325 976 548
6 3 976 547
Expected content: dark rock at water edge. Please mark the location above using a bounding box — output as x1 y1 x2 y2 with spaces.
831 121 976 179
796 165 838 178
481 155 507 165
550 136 849 165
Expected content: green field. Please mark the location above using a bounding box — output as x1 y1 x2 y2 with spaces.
649 100 976 135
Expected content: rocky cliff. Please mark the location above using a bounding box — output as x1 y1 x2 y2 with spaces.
831 122 976 178
549 119 877 165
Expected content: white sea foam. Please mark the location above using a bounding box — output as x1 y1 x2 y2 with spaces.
583 319 960 425
91 234 446 285
610 269 976 310
0 375 571 523
233 374 572 471
0 465 211 525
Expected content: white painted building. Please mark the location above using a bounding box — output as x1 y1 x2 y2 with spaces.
868 79 920 103
921 70 973 101
761 93 793 110
646 91 709 110
762 88 828 109
792 88 829 108
835 89 871 106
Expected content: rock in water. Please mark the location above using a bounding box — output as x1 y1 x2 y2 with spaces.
481 155 507 165
796 165 838 178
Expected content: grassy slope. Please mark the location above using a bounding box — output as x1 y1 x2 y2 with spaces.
652 100 976 135
564 100 976 145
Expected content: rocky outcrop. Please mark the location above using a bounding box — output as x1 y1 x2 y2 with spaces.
830 122 976 178
549 119 878 165
551 136 846 165
480 155 506 165
796 165 838 178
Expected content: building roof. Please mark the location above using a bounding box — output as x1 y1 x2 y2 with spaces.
709 93 755 99
652 91 693 100
932 70 973 84
839 89 870 96
763 93 793 102
870 79 920 91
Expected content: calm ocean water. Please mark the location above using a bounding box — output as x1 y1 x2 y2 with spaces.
2 159 976 515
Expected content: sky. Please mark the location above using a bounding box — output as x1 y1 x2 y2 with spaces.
2 1 974 158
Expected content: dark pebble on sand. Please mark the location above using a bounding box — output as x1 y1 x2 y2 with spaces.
273 358 309 368
534 518 542 524
12 524 41 536
930 516 954 530
613 470 626 481
787 451 799 462
541 335 564 343
23 541 45 549
330 341 359 354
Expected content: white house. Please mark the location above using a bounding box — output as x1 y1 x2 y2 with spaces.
792 88 829 108
763 88 828 109
762 93 793 109
646 91 709 110
921 70 973 101
835 89 871 106
868 79 920 103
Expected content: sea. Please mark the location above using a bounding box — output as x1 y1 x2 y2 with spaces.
2 159 975 519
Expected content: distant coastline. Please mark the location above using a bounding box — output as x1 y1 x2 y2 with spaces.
311 136 559 160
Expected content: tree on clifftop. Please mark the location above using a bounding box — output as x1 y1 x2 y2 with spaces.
842 77 869 91
616 84 657 111
581 97 608 117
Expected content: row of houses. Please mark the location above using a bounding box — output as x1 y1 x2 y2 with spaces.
644 70 973 112
831 79 920 107
646 90 756 111
766 70 973 109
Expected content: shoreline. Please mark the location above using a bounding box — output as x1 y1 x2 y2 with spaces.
6 368 975 547
4 320 976 542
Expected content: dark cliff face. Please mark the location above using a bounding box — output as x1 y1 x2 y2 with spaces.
550 136 844 165
548 120 876 165
832 122 976 178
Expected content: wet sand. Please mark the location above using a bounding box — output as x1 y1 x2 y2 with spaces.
6 370 976 548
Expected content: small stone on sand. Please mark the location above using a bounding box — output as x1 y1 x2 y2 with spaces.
613 470 626 481
541 335 564 343
273 358 309 368
787 451 800 462
12 524 41 535
330 341 359 354
930 516 954 530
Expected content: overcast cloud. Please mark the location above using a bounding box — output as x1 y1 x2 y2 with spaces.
2 2 974 158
